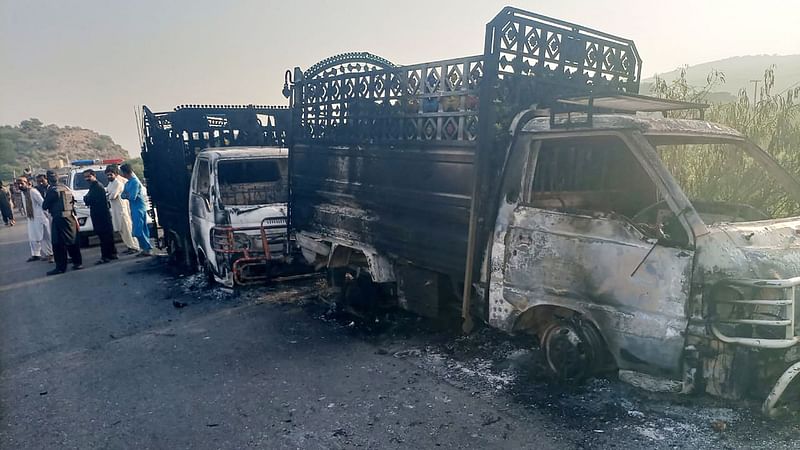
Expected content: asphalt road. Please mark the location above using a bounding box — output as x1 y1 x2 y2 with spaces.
1 223 799 449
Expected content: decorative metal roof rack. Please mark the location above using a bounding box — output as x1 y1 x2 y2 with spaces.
548 93 710 128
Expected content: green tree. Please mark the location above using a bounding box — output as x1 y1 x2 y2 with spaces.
650 67 800 217
124 157 144 178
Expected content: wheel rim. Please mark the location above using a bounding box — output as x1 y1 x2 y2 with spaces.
542 321 594 381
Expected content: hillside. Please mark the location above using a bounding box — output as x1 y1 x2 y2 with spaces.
642 54 800 101
0 118 130 180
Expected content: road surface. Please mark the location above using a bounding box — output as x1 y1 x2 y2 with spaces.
1 223 798 449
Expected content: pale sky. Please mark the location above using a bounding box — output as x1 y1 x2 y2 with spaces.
2 0 799 157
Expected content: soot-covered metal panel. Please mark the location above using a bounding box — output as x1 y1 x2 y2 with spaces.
291 143 475 277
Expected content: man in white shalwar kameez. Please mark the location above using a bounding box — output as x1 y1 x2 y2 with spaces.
104 165 140 253
16 177 52 261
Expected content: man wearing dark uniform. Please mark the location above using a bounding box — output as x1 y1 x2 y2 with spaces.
42 170 83 275
0 180 15 226
82 169 118 264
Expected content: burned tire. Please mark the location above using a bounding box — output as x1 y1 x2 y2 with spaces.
203 262 216 287
197 253 216 287
540 317 607 382
166 232 195 270
165 232 181 265
326 268 384 318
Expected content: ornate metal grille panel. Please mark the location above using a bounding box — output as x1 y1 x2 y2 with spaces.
488 7 641 94
296 52 484 146
293 9 640 147
143 105 291 154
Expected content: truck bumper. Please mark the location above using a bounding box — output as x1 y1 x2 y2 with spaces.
710 276 800 416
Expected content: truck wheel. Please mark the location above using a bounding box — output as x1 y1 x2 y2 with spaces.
326 268 382 318
165 232 180 265
324 268 346 312
196 252 215 287
540 317 607 382
203 262 216 287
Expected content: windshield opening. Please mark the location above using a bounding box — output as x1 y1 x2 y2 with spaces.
217 158 288 206
72 171 108 190
650 138 800 223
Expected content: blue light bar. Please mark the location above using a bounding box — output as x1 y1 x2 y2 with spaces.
71 159 97 166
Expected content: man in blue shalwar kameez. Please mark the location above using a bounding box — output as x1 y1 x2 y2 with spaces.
120 163 153 256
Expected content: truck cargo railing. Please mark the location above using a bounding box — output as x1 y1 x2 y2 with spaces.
489 7 640 90
289 7 641 148
293 52 484 146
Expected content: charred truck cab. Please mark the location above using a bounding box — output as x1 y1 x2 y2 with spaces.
141 104 291 270
189 148 289 286
286 7 800 414
494 114 800 415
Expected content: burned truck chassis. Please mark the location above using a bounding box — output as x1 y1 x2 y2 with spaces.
275 7 800 415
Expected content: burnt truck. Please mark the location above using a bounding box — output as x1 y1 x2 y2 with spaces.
285 7 800 414
140 105 291 281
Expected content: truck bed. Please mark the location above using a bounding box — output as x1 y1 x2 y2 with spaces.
288 8 641 284
292 143 474 277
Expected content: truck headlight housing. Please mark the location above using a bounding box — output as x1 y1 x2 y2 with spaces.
232 233 251 250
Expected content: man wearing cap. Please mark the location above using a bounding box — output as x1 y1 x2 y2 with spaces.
42 170 83 275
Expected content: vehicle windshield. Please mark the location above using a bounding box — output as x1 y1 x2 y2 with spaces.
649 137 800 223
216 158 288 206
71 170 109 190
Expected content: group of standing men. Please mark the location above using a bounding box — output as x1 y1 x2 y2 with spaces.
13 163 153 276
82 164 154 264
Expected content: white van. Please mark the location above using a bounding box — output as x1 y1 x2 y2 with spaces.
189 147 289 286
68 159 152 245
